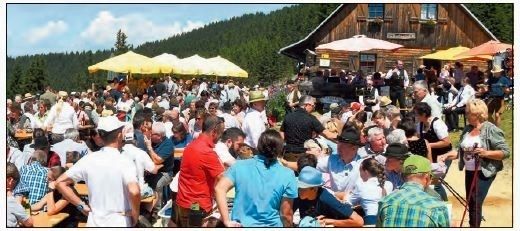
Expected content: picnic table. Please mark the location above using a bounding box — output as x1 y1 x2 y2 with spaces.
75 183 156 203
74 183 88 196
14 130 32 140
32 212 69 227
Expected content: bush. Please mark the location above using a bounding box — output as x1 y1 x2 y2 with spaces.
267 90 287 122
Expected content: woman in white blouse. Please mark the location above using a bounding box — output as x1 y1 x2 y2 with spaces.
347 157 393 226
44 91 79 144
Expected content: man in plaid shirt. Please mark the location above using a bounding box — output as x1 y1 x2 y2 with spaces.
13 150 48 205
377 155 450 227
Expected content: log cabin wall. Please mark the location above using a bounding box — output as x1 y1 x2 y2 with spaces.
309 4 493 74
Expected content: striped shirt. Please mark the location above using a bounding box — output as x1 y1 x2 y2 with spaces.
377 182 450 227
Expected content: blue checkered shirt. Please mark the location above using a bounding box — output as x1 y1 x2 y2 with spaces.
15 162 48 205
377 182 450 227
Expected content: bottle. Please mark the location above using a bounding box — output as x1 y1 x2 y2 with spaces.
188 202 203 227
22 197 31 215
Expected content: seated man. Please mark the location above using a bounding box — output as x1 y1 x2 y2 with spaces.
7 163 33 227
294 166 363 227
443 77 475 131
13 150 49 205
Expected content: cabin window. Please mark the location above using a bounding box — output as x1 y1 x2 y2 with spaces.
359 54 377 74
421 4 437 20
368 4 385 18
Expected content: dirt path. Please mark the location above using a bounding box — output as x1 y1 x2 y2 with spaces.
444 159 512 227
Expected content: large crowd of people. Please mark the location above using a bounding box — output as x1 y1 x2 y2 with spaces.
6 56 512 227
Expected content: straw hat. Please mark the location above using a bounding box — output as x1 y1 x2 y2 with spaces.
490 65 504 73
23 93 34 101
58 91 68 98
379 96 392 107
248 90 266 103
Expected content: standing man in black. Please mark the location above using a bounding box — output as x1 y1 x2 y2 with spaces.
280 95 337 168
155 77 167 97
385 60 409 111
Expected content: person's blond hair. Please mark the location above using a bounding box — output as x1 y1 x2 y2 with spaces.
466 99 488 122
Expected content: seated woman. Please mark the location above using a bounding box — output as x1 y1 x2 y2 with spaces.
346 158 393 226
31 166 82 227
294 166 363 227
170 121 193 149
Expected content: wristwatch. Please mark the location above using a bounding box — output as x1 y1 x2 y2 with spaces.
76 202 87 212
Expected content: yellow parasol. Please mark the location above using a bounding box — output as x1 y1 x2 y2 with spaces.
208 56 248 78
88 51 173 74
419 46 493 61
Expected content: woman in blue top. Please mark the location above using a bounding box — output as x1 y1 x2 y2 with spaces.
214 130 298 227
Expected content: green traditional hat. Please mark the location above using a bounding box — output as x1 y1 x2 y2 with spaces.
403 154 432 175
249 90 266 103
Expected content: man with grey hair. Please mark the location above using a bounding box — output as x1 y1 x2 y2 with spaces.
412 80 442 119
280 95 337 163
144 122 174 214
51 128 91 167
358 126 387 165
386 129 408 145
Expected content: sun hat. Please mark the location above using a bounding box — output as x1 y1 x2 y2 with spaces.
490 65 504 73
23 93 34 101
248 90 266 103
403 154 432 175
297 166 324 188
379 96 392 107
97 116 125 132
383 143 411 160
58 91 68 98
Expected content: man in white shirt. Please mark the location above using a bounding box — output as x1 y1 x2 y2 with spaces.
241 91 267 149
214 128 246 168
385 60 409 111
444 77 475 131
51 128 91 167
412 80 442 119
55 116 140 227
158 94 170 110
7 146 30 171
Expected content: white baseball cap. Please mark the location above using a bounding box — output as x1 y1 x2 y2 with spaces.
97 116 125 132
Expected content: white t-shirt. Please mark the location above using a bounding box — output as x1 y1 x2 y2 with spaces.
460 133 482 171
65 147 138 227
44 102 79 134
214 142 236 167
51 139 91 167
348 177 393 217
219 113 240 129
122 144 156 189
8 147 30 171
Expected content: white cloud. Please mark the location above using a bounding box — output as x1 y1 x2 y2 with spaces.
25 20 68 44
80 11 205 46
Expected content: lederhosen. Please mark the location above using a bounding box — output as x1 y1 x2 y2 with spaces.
420 117 452 163
363 87 377 112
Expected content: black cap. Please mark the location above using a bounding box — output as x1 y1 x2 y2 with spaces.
337 126 362 146
383 143 410 159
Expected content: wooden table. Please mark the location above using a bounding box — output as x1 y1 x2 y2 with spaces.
32 212 70 227
74 183 88 196
75 183 156 203
173 149 184 159
14 130 32 140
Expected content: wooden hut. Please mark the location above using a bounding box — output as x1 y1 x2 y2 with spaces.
280 4 497 74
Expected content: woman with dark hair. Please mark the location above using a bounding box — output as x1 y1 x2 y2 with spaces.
214 130 297 227
347 157 393 226
171 121 193 149
232 99 247 126
84 128 103 152
31 166 82 227
413 102 452 201
398 119 432 162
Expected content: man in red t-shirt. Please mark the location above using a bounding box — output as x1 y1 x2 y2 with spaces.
175 115 225 227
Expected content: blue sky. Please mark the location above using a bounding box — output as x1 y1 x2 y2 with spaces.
7 4 290 57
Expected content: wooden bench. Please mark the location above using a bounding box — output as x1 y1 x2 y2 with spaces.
78 222 87 227
32 212 69 227
74 183 88 196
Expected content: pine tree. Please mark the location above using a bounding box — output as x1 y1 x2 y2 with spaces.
115 29 129 55
7 65 24 99
19 58 48 94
